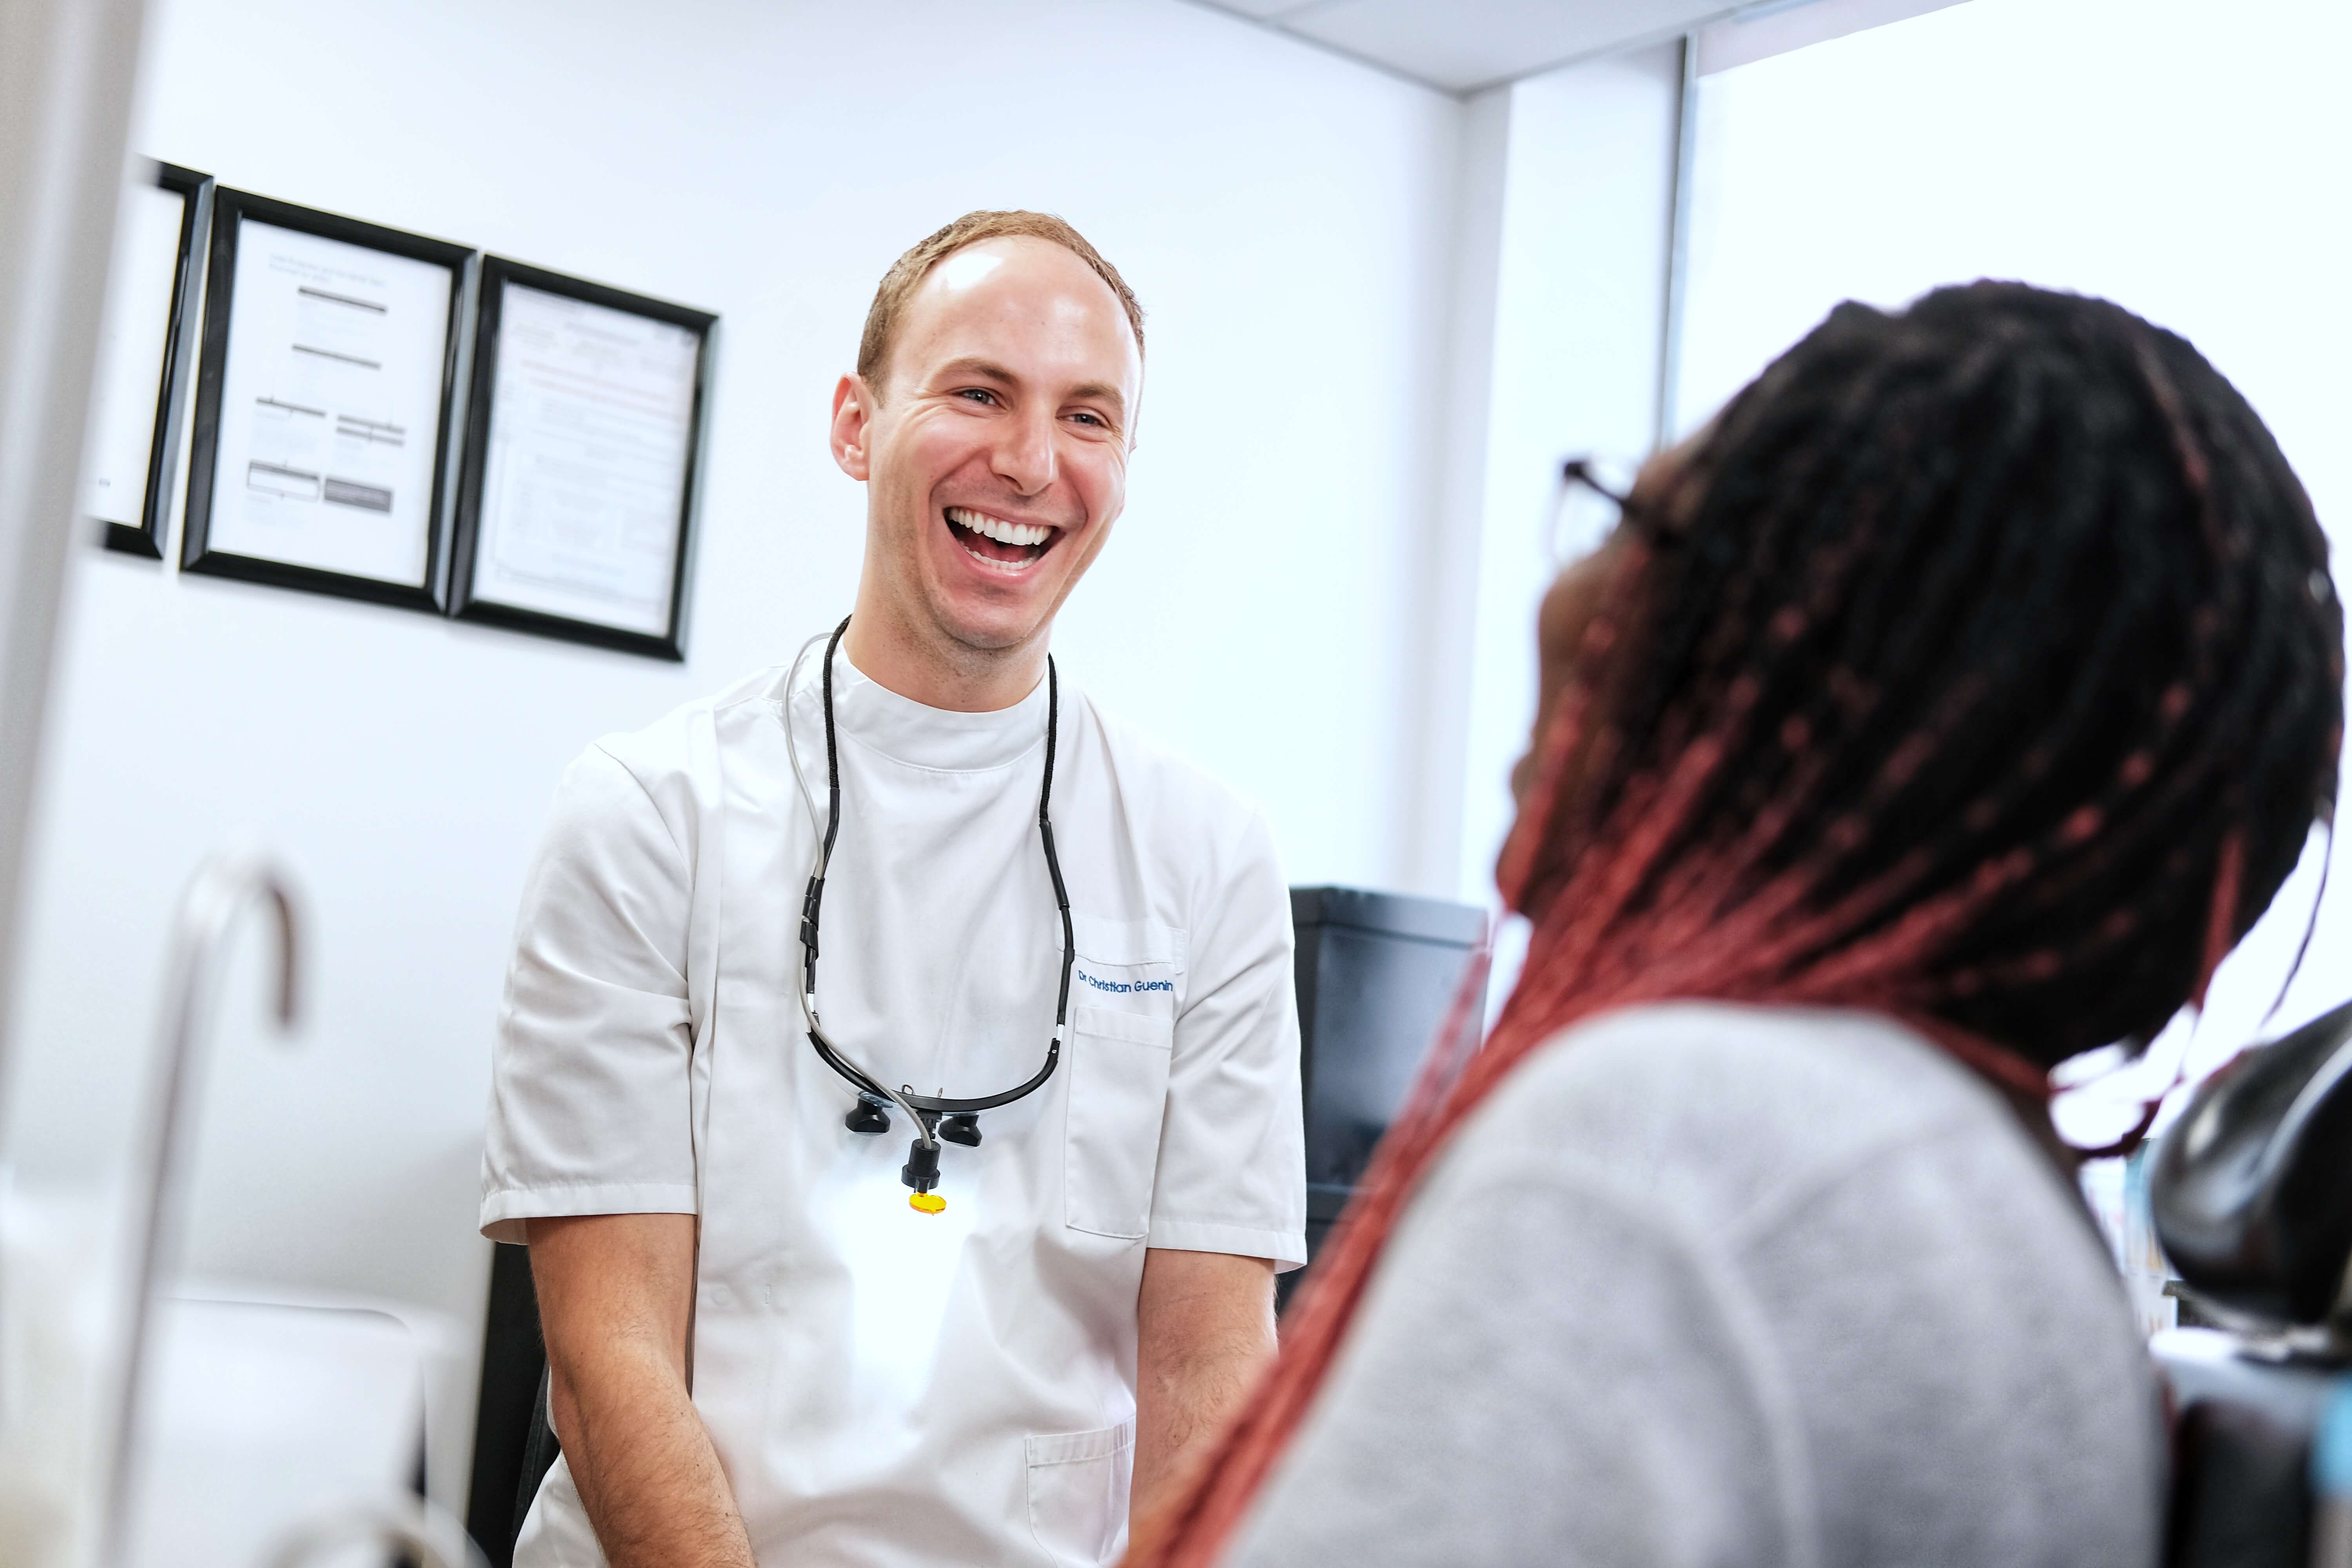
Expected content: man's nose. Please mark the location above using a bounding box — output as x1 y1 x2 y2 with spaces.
991 406 1057 497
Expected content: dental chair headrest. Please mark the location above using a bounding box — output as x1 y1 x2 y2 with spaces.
2152 998 2352 1328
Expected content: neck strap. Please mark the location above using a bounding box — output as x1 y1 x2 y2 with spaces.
797 616 1074 1124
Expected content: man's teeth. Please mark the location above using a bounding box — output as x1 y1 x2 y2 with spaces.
947 508 1052 549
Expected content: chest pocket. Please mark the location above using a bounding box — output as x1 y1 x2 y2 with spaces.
1062 916 1181 1240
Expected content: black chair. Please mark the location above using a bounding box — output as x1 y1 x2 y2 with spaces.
2151 997 2352 1568
464 1243 554 1568
1285 886 1487 1306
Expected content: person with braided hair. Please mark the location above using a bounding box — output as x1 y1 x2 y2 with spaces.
1124 283 2344 1568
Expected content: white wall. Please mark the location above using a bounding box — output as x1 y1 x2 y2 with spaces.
0 0 1462 1498
1674 0 2352 1111
1446 47 1682 919
1393 84 1510 900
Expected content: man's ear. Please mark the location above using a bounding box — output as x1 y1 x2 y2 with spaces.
831 373 876 481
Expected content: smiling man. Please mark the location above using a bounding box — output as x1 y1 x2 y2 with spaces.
481 212 1307 1568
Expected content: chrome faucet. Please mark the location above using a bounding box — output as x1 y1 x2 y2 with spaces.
98 851 302 1568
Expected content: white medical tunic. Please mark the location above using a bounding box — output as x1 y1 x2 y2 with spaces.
481 652 1307 1568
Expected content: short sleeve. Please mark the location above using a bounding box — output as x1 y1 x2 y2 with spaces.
1222 1148 1818 1568
479 744 699 1243
1147 808 1307 1267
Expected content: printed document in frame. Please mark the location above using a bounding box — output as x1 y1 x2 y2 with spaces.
206 221 450 584
470 285 701 639
453 260 713 659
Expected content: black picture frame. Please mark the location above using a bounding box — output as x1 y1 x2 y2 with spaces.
98 162 212 560
180 188 474 613
449 257 715 661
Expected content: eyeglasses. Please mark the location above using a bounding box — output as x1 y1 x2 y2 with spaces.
1550 455 1675 564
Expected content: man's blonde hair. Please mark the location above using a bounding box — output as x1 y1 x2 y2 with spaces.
856 211 1145 392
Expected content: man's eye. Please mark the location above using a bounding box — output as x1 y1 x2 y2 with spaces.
1070 411 1105 428
958 388 997 406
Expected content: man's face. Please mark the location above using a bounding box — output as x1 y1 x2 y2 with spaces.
833 236 1142 657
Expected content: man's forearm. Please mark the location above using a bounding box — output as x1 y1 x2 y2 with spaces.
531 1214 754 1568
552 1335 752 1568
1134 1249 1279 1513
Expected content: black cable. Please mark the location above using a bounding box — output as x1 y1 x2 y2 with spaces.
820 614 848 867
798 615 853 1000
797 621 1074 1192
1042 658 1076 1029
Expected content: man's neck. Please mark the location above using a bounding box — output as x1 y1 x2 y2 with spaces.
839 596 1046 714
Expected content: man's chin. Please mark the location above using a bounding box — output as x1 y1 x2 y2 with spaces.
929 599 1045 659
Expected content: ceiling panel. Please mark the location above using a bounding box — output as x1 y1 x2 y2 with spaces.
1193 0 1739 92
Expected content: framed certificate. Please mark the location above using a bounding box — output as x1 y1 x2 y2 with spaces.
84 162 212 559
181 190 472 611
449 258 715 660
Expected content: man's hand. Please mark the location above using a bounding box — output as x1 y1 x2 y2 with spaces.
528 1214 755 1568
1133 1248 1278 1515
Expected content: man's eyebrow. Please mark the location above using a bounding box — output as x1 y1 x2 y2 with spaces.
936 356 1019 385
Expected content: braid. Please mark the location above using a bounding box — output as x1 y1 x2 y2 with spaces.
1507 285 2339 1062
1124 284 2342 1568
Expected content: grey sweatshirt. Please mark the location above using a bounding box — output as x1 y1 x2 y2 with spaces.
1225 1003 2163 1568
